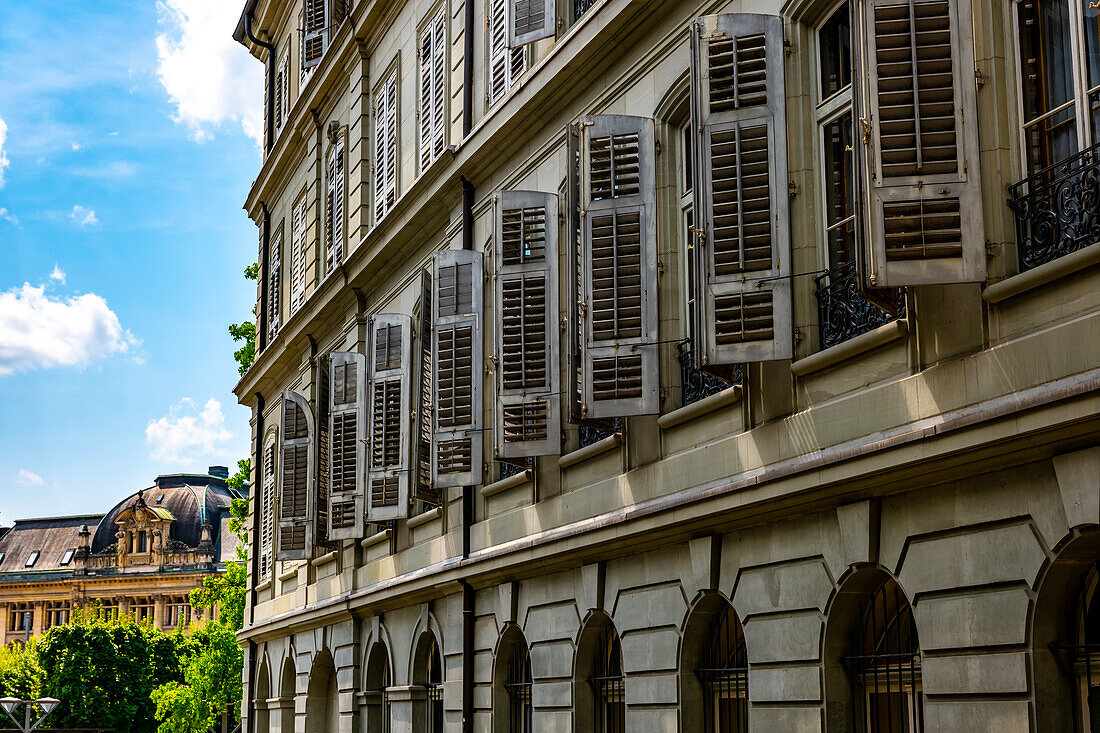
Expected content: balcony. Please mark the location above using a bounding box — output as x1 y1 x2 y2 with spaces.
677 340 737 408
1009 141 1100 273
814 262 905 351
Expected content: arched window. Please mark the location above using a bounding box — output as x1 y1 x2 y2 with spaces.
305 650 339 733
278 656 297 732
364 641 392 733
844 576 923 733
414 633 444 733
1051 561 1100 730
590 625 624 733
699 603 748 732
494 626 532 733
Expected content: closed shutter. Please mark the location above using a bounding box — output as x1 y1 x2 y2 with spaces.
278 390 314 560
859 0 984 286
415 269 440 504
489 0 527 106
419 8 446 173
494 191 560 457
374 70 399 222
327 352 366 540
690 14 791 366
325 140 345 273
303 0 327 70
579 115 659 417
367 314 413 520
432 250 484 488
260 441 276 580
269 232 282 338
290 196 308 312
508 0 555 47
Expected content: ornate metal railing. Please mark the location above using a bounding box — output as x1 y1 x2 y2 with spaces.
498 459 530 481
814 263 904 351
677 341 738 408
1009 141 1100 272
575 0 600 20
579 419 621 449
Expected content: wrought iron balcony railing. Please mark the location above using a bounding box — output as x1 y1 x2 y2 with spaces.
1009 141 1100 272
814 262 905 351
575 0 600 20
677 340 738 408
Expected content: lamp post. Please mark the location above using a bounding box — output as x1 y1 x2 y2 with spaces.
0 697 60 733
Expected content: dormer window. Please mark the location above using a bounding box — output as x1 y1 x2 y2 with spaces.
138 531 148 553
25 551 39 568
60 549 74 566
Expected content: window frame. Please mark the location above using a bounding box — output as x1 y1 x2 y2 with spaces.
373 60 401 225
418 3 449 174
25 551 39 568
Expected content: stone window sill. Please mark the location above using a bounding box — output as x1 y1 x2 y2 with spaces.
277 563 301 582
558 434 623 469
481 470 533 498
658 386 742 430
254 578 272 593
791 319 909 378
982 242 1100 303
406 506 442 529
310 550 338 568
360 529 391 549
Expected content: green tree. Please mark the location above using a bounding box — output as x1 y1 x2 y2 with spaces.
229 263 258 375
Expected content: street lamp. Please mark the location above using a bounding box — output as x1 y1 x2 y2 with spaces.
0 697 60 732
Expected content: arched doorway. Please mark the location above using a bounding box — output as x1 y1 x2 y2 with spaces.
574 612 624 733
363 641 392 733
493 624 533 733
825 568 923 733
412 632 444 733
680 594 748 732
277 655 296 733
254 657 271 733
305 649 339 733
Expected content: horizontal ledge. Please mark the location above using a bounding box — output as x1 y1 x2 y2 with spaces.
277 563 301 582
310 550 338 568
360 529 392 549
791 319 909 377
481 470 533 498
558 433 623 469
406 506 442 529
254 578 272 593
658 386 742 429
983 242 1100 303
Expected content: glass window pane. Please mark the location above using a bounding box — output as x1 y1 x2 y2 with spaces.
1085 2 1100 90
1018 0 1079 172
819 3 852 99
823 112 855 267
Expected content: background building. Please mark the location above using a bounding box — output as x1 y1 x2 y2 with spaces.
0 467 244 644
232 0 1100 730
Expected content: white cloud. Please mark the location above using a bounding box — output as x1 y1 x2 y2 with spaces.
49 265 66 284
69 205 99 226
16 469 43 486
71 142 82 151
155 0 264 145
0 282 139 377
0 207 17 225
71 161 137 178
0 114 10 188
146 398 234 463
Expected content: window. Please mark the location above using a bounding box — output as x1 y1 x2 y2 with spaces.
132 597 155 625
96 598 120 621
9 603 32 633
275 52 290 136
137 530 148 553
365 315 414 522
497 629 532 733
414 270 440 507
365 643 392 733
325 139 345 274
698 604 748 733
489 0 527 106
44 601 70 630
290 195 308 313
590 625 624 733
259 439 277 581
573 0 600 24
423 636 444 733
302 0 346 73
278 390 315 561
419 7 447 173
508 0 555 47
25 551 39 567
165 596 191 627
270 230 283 337
375 68 399 222
60 549 75 566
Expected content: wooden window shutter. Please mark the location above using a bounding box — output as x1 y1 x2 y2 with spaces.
291 197 308 312
489 0 527 106
278 390 314 560
859 0 984 286
269 233 282 338
374 70 399 222
690 14 791 366
302 0 328 70
367 314 413 520
508 0 555 47
327 352 366 540
314 354 333 548
279 54 290 130
415 269 440 504
579 115 659 417
431 250 485 488
274 55 286 135
493 191 560 457
418 9 446 173
260 441 276 580
326 140 345 273
565 123 583 423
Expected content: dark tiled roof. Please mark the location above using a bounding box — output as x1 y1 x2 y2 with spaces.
0 515 102 575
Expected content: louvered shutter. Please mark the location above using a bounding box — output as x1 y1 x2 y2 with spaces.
432 250 484 488
314 354 333 548
326 141 345 273
260 441 276 580
269 233 282 338
579 115 659 417
274 56 286 136
327 352 366 540
565 123 583 423
291 197 308 312
508 0 555 47
303 0 327 70
278 390 314 560
415 269 440 504
489 0 527 106
689 14 791 366
418 9 446 173
279 54 290 130
374 70 399 222
494 191 560 457
366 314 413 520
859 0 984 286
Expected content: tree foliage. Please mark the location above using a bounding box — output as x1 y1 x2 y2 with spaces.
230 263 258 375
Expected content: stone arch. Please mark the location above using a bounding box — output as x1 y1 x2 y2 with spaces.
1032 529 1100 731
276 650 297 733
823 565 923 733
493 623 532 733
679 591 747 732
305 648 339 733
411 629 444 733
254 651 272 733
574 610 624 733
362 638 393 733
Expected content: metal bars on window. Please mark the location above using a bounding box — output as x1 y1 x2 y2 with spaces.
589 626 625 733
697 604 748 733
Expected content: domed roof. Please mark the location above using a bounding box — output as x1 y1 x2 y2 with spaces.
90 470 240 554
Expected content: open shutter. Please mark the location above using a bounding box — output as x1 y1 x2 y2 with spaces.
290 197 308 312
432 250 484 488
269 233 282 338
508 0 555 48
314 355 333 548
859 0 984 286
278 390 314 561
415 270 440 504
375 70 399 222
690 14 791 366
260 442 276 580
367 314 413 520
327 352 366 540
494 191 560 457
303 0 327 70
489 0 527 106
326 141 345 273
419 9 447 173
579 115 659 418
565 123 583 423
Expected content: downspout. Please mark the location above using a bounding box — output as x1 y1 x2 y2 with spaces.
460 176 475 733
243 10 276 155
462 0 475 136
258 202 270 353
246 392 265 733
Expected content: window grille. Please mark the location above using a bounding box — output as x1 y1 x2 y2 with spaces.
589 625 625 733
1050 561 1100 731
505 638 533 733
697 604 748 733
574 0 599 22
425 637 444 733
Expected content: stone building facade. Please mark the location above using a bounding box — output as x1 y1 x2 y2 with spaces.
0 467 243 644
231 0 1100 730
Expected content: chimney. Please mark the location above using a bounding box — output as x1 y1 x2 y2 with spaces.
208 465 229 480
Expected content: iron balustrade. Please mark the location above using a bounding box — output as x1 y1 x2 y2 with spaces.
579 419 621 449
677 340 738 407
589 675 625 733
575 0 600 20
1009 140 1100 272
814 262 905 351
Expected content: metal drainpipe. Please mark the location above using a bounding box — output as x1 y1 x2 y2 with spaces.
460 175 476 733
243 11 276 155
247 392 265 733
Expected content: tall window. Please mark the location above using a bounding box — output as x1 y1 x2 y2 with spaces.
325 139 346 274
290 195 308 313
269 230 282 338
1052 561 1100 731
44 601 70 630
260 439 277 582
165 596 191 628
132 597 155 625
699 604 748 733
497 630 532 733
275 52 290 137
9 603 32 633
375 69 399 222
366 644 392 733
1015 0 1100 176
424 636 444 733
589 625 624 733
419 7 447 173
488 0 527 106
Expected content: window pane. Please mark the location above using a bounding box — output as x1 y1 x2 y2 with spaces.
823 113 855 267
1018 0 1079 172
1086 3 1100 90
819 3 852 98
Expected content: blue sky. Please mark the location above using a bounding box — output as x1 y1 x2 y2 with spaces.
0 1 264 521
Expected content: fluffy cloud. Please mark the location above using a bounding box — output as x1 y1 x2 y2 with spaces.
0 114 10 188
0 282 139 377
146 398 234 463
69 205 98 226
16 469 43 486
49 265 66 284
155 0 264 145
0 207 17 225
